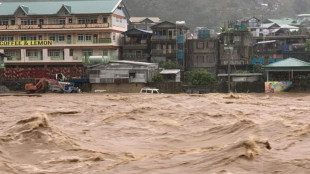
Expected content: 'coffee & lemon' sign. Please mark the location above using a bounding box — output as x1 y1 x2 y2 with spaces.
0 40 53 46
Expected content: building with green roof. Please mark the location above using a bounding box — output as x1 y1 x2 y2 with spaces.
0 0 129 79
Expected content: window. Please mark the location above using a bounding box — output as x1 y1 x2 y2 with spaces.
0 35 13 41
103 50 108 57
50 18 65 25
21 35 36 41
70 49 74 56
103 17 107 23
21 19 37 25
197 55 204 63
78 18 97 24
48 50 60 57
0 19 9 25
4 50 18 57
27 50 38 57
85 34 91 41
103 33 110 38
197 42 204 49
29 35 37 40
21 35 27 41
83 50 92 57
50 35 65 42
78 34 92 41
113 33 115 40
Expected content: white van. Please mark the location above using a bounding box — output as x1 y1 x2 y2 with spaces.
140 87 160 94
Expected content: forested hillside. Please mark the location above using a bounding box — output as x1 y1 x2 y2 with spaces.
123 0 310 30
1 0 310 30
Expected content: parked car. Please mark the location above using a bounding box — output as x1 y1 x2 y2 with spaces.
140 87 160 94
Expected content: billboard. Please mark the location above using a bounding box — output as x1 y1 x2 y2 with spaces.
265 81 293 93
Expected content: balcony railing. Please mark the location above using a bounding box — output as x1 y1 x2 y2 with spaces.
6 56 21 61
28 56 43 61
0 23 109 30
123 44 148 50
151 35 176 41
151 49 177 56
123 53 145 59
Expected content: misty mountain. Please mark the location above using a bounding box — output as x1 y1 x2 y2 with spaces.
123 0 310 30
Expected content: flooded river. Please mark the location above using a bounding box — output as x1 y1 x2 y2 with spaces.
0 93 309 174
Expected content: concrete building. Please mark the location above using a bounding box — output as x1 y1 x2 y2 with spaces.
128 17 160 30
0 0 129 79
186 38 218 75
121 28 152 62
218 30 253 74
150 21 189 65
88 60 158 92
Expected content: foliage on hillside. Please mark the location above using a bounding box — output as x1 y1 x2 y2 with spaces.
123 0 310 31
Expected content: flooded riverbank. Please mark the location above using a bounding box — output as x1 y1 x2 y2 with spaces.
0 93 309 173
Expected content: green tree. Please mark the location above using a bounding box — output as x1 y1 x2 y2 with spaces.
185 69 216 86
151 74 164 83
159 60 182 69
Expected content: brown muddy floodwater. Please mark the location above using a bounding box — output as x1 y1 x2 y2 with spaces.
0 93 309 174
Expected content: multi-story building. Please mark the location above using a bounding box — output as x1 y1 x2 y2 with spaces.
0 0 129 79
128 17 160 30
150 21 189 66
121 28 152 62
252 35 309 64
186 38 218 75
218 30 253 74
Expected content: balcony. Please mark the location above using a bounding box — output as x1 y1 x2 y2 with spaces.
123 53 145 60
151 49 177 57
94 38 112 44
28 56 43 61
0 23 109 30
123 44 148 50
151 35 176 42
6 56 21 61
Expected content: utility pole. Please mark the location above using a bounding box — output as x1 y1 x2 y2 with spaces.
224 41 233 93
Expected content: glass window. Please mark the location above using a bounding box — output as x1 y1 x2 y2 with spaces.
85 34 91 41
29 35 37 40
0 35 13 41
21 35 27 41
0 19 9 25
27 50 37 57
21 19 37 25
58 35 65 41
103 17 107 23
78 18 97 24
70 49 74 56
49 35 56 41
197 42 204 49
48 50 60 57
78 34 92 41
78 34 84 41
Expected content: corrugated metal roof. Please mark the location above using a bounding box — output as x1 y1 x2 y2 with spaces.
110 60 157 66
122 28 152 35
130 17 161 23
0 0 121 16
160 69 181 74
264 58 310 71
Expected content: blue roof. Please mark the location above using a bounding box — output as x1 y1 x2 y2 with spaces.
0 0 122 16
